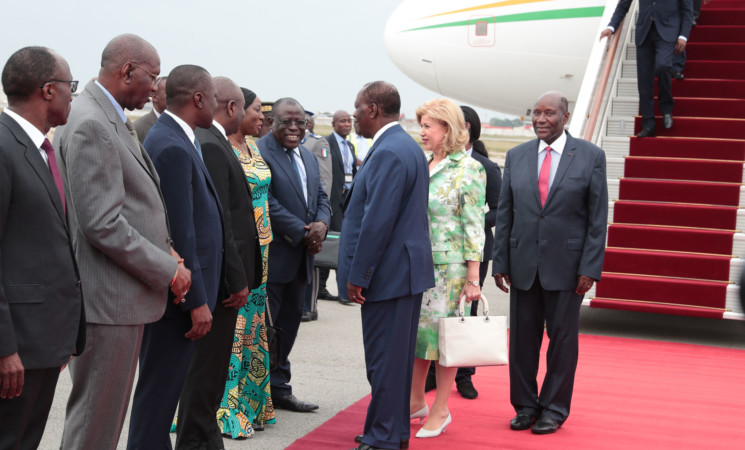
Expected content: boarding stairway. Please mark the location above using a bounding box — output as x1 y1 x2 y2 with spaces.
577 0 745 319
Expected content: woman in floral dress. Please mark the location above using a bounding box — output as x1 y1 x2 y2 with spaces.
409 98 486 439
216 87 275 438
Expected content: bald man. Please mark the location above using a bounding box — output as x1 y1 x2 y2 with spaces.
55 34 190 450
128 64 224 450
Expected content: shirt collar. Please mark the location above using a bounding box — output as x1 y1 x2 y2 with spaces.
371 121 399 146
212 120 227 140
4 109 46 148
95 80 127 123
164 110 197 147
333 131 347 145
539 129 567 155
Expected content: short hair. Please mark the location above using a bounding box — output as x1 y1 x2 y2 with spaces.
416 98 470 156
240 87 257 109
2 46 57 100
537 91 569 114
360 81 400 118
272 97 304 124
101 34 156 69
165 64 211 110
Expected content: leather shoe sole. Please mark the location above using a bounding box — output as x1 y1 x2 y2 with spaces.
272 394 319 412
635 128 656 138
354 435 409 449
510 413 536 430
531 416 561 434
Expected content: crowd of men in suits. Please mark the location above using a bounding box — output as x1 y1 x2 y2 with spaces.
1 32 609 450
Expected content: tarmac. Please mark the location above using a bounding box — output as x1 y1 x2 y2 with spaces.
37 266 745 449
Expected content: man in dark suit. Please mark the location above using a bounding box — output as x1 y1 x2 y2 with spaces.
257 97 330 412
0 46 85 450
174 76 261 449
133 76 167 143
341 81 435 450
55 34 190 450
127 64 224 449
601 0 693 137
493 91 608 434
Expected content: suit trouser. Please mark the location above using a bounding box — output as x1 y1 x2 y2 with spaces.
637 22 676 130
302 268 319 313
127 315 195 450
0 366 60 450
509 275 583 423
62 323 144 450
175 299 239 450
267 277 307 397
361 294 422 450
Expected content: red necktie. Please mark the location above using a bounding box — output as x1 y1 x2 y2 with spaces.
538 146 552 207
41 138 66 214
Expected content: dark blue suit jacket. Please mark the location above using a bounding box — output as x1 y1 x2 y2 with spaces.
144 113 224 316
257 132 330 284
609 0 693 44
337 124 434 302
493 132 608 292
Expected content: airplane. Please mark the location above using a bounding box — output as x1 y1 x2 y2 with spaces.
384 0 609 117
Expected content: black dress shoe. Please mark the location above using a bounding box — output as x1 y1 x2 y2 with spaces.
350 445 384 450
338 296 355 305
531 416 561 434
672 71 685 81
272 394 319 412
456 380 478 399
300 310 318 322
636 128 656 138
318 288 340 301
354 435 409 449
510 413 536 430
663 113 674 129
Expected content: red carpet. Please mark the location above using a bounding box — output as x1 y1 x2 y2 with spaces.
596 0 745 319
287 334 745 449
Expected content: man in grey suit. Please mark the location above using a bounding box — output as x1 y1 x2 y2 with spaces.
133 76 167 143
493 91 608 435
0 46 85 450
54 34 191 450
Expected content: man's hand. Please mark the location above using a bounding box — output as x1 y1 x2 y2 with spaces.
599 28 613 41
347 283 366 304
675 38 687 55
575 275 595 296
0 352 24 399
493 273 511 293
223 286 249 309
185 304 212 340
303 221 327 248
169 247 192 303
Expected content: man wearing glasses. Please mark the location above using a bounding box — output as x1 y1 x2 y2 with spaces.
257 97 330 412
54 34 191 450
0 46 84 450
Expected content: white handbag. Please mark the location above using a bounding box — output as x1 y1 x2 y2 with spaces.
438 294 508 367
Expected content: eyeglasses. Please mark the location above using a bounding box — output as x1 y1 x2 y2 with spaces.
276 118 308 128
40 79 79 93
127 62 161 85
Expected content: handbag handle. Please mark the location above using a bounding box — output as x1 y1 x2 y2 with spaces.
458 293 489 320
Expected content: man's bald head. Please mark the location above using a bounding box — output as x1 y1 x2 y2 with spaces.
332 110 352 138
100 34 157 71
535 91 569 115
212 76 245 135
97 34 160 111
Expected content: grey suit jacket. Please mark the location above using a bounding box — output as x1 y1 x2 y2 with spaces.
133 110 158 144
493 131 608 291
0 112 85 369
306 133 332 195
54 81 177 325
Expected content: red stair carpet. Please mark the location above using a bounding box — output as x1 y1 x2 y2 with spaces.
287 334 745 449
594 0 745 319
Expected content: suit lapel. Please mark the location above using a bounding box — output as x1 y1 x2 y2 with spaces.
528 140 541 207
544 133 577 208
270 135 307 207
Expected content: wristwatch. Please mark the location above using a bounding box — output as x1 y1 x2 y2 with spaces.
465 280 479 287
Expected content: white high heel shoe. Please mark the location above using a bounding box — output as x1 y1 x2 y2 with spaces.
415 413 452 438
410 404 429 423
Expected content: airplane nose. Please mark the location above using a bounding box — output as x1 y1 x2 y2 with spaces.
384 2 441 94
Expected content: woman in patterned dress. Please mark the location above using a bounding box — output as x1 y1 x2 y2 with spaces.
409 98 486 438
216 87 276 438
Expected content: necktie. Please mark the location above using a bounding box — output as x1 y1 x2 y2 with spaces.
41 138 66 213
341 139 350 172
286 148 302 186
194 138 203 161
124 119 139 146
538 146 552 207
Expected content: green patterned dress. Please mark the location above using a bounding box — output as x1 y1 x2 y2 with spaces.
216 137 276 438
416 151 486 360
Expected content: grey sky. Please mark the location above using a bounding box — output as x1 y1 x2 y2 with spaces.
1 0 509 120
